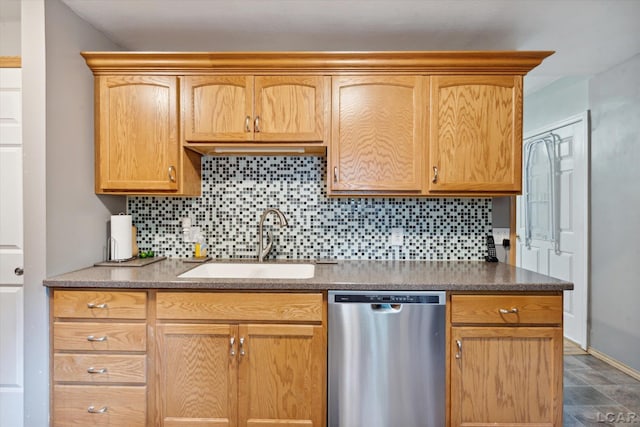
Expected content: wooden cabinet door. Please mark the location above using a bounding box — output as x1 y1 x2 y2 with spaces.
183 76 253 142
156 324 238 427
450 326 563 427
254 76 329 142
237 324 325 427
429 76 522 193
330 76 425 193
97 75 179 192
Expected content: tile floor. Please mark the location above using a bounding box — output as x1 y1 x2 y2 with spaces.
564 354 640 426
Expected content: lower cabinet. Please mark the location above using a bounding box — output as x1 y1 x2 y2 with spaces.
449 294 564 427
156 324 237 426
237 324 325 427
51 290 149 427
155 292 326 427
50 288 564 427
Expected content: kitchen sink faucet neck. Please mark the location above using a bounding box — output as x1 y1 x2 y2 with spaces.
258 208 289 262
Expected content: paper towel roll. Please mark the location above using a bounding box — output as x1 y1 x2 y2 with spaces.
110 214 133 261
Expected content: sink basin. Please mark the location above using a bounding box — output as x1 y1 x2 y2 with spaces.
178 262 315 279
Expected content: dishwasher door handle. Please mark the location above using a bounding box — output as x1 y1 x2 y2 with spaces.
371 303 402 312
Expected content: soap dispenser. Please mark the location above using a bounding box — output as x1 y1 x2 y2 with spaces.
193 232 207 258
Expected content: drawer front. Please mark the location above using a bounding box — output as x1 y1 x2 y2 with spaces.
157 292 323 322
53 290 147 319
53 385 146 427
54 322 147 351
54 354 146 383
451 295 562 325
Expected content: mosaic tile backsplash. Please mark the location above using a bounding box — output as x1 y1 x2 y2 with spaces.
128 156 492 260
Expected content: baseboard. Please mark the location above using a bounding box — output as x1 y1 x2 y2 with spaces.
588 347 640 381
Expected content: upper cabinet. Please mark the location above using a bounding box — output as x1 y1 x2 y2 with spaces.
82 51 551 196
329 76 426 194
183 75 329 143
428 76 522 194
255 76 330 142
183 75 253 142
95 75 200 195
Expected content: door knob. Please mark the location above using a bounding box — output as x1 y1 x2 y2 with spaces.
14 267 23 276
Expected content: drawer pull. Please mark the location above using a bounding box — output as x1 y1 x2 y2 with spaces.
87 406 108 414
87 335 108 342
87 303 108 309
455 339 462 359
230 336 236 357
87 367 108 374
499 307 519 314
239 337 246 356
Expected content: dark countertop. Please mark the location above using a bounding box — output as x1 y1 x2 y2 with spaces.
43 258 573 292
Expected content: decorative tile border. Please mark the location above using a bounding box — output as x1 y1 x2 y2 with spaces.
128 156 492 260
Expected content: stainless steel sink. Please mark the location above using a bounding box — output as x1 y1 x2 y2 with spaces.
178 262 315 279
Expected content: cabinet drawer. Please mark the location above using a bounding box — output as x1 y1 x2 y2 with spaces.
451 295 562 325
54 354 146 383
157 292 323 322
53 291 147 319
54 322 147 351
53 385 146 427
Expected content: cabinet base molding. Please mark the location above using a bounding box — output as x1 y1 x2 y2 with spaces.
588 347 640 381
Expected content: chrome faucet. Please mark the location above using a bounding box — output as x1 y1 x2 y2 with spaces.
258 208 289 262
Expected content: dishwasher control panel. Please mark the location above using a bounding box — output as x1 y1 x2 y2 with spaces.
332 293 443 304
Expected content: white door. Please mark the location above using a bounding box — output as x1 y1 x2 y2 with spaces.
0 67 24 427
517 112 589 349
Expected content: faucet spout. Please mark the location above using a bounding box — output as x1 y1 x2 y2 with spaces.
258 208 288 262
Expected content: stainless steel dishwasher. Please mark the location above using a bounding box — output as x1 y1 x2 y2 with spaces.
328 290 446 427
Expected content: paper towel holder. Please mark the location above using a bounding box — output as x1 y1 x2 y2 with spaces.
106 236 135 262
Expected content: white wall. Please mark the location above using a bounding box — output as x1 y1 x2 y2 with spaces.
589 53 640 372
21 1 48 424
524 76 589 135
45 0 124 277
22 0 124 424
0 20 20 55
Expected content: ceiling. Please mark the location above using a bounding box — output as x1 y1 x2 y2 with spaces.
51 0 640 95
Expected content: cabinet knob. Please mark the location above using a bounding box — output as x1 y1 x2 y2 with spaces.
432 166 439 184
168 166 176 183
14 267 23 276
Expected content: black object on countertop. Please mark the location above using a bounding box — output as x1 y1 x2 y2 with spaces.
485 235 499 262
